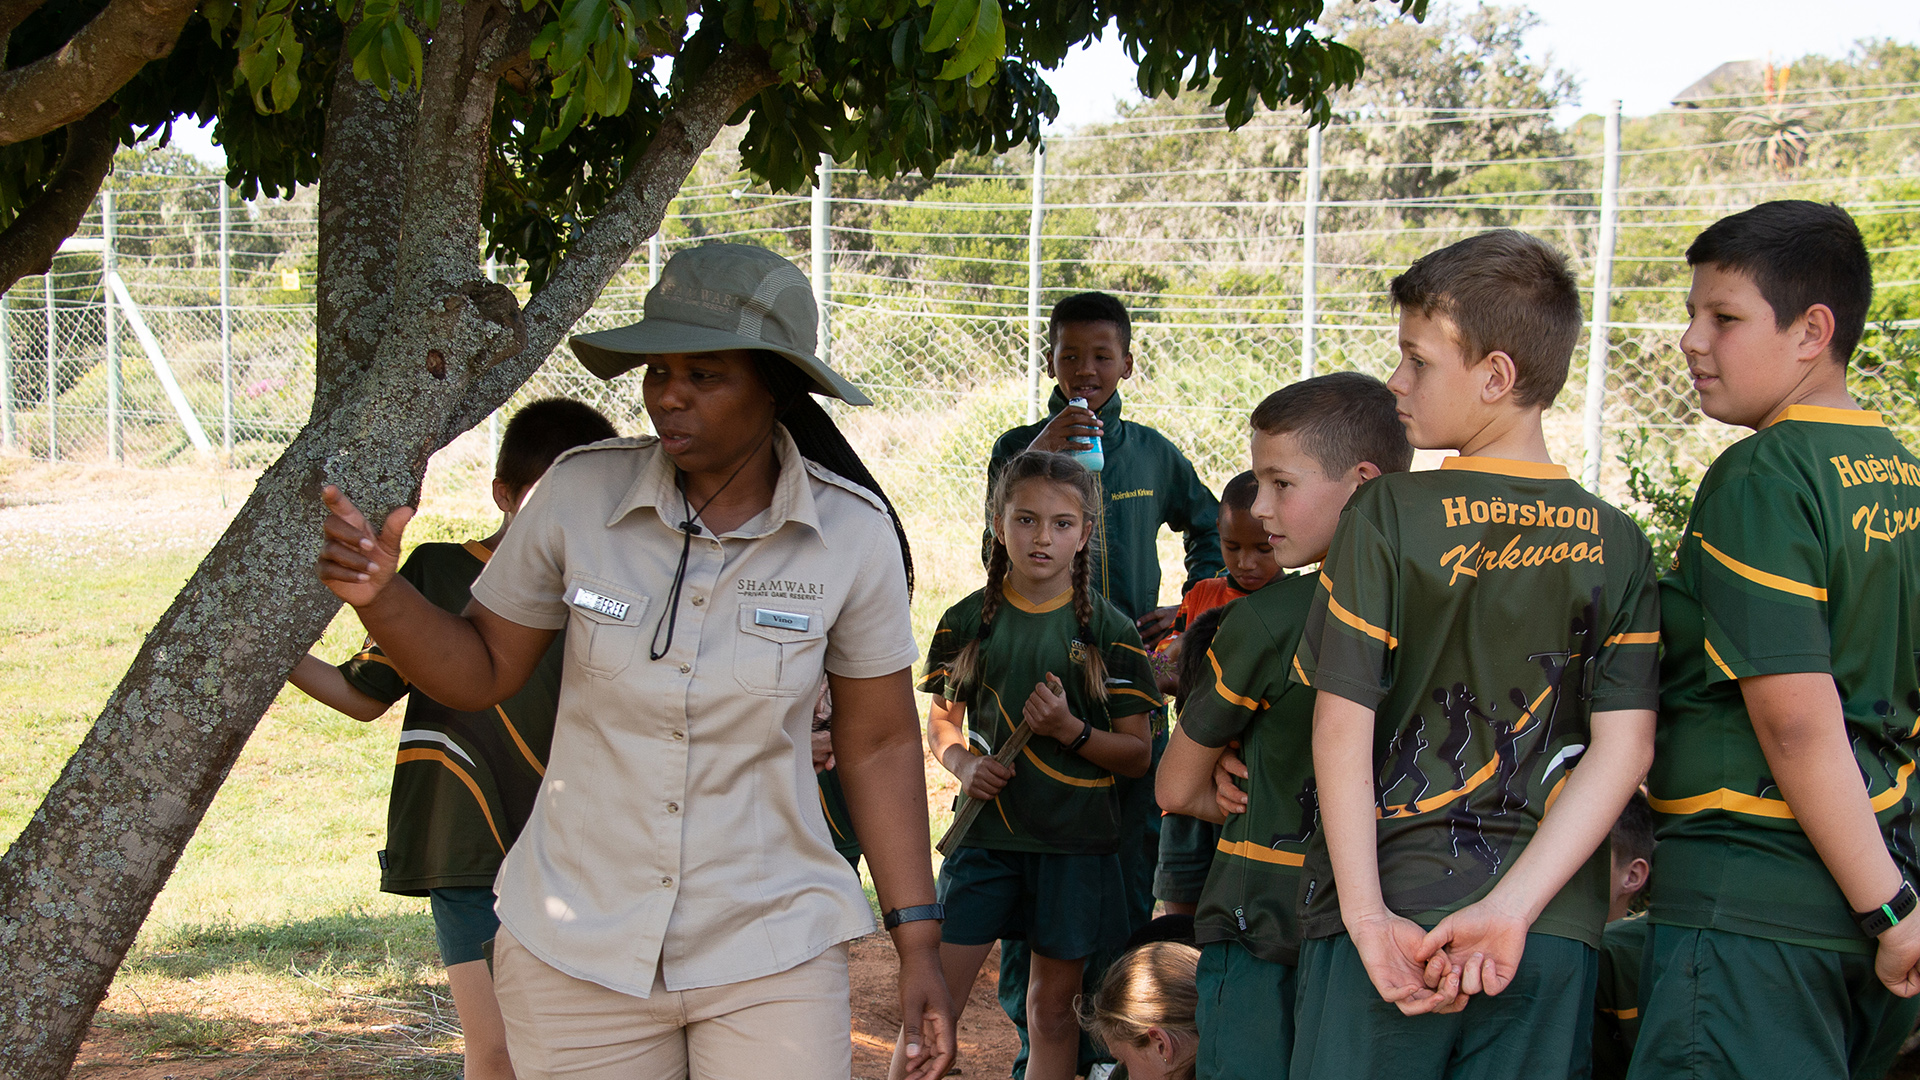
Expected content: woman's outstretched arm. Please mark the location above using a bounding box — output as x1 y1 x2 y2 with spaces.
317 485 553 710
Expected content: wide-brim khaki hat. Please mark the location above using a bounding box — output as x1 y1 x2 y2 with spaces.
568 243 871 406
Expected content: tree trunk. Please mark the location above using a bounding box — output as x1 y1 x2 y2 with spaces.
0 22 771 1080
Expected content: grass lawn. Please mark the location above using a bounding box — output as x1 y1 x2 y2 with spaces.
0 454 936 1076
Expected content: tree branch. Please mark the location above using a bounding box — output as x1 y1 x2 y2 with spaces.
312 51 417 415
0 104 117 297
447 45 776 434
0 0 196 146
0 0 50 56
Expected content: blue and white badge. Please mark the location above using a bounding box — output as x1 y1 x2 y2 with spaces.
754 608 811 632
571 586 629 621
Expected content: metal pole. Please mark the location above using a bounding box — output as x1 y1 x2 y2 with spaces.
1302 124 1322 379
1025 142 1047 423
649 232 662 288
219 182 233 458
43 271 56 462
810 153 832 366
1581 100 1623 491
0 293 12 451
104 189 120 463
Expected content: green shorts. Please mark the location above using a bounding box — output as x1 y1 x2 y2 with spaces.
428 886 499 968
1198 940 1296 1080
1154 813 1221 905
937 846 1130 961
1290 932 1597 1080
1627 924 1920 1080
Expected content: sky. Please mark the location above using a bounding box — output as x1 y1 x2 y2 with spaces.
168 0 1919 166
1042 0 1920 130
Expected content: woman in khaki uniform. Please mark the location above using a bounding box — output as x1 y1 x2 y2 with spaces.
316 245 954 1080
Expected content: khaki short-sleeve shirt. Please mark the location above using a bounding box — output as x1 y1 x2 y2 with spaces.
469 426 917 997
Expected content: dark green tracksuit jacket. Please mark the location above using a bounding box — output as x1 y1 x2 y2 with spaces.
986 388 1222 622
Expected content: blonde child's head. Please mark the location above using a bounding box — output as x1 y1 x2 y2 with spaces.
1385 230 1582 450
953 451 1107 702
1077 941 1200 1080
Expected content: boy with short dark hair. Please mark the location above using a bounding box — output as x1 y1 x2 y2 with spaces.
1594 791 1653 1080
1633 200 1920 1079
290 397 618 1080
1157 372 1414 1080
1289 230 1662 1079
986 290 1222 1074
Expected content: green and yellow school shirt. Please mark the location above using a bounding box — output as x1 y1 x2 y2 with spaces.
988 390 1222 623
1649 405 1920 953
1180 571 1322 965
340 541 563 895
920 584 1164 853
1291 458 1662 946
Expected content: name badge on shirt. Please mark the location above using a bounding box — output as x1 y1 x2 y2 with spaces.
571 586 629 621
754 608 811 632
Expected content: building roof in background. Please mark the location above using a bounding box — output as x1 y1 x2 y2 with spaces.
1672 60 1768 108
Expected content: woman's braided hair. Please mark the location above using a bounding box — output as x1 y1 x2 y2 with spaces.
950 450 1108 703
752 352 913 598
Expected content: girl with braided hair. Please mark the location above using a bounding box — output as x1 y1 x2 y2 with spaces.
891 450 1161 1080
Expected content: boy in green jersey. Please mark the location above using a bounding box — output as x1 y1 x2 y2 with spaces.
1290 231 1662 1080
987 291 1221 1075
1634 201 1920 1080
289 398 617 1080
1157 372 1414 1080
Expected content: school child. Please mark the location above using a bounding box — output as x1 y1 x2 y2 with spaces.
1153 471 1282 917
1633 200 1920 1079
289 397 617 1080
1595 792 1653 1080
1156 372 1413 1080
1077 941 1203 1080
889 450 1160 1080
986 291 1220 1074
1289 230 1662 1079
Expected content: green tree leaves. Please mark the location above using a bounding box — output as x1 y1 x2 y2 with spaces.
923 0 1004 86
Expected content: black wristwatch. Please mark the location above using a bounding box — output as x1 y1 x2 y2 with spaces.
1067 719 1094 754
883 904 946 931
1854 880 1918 937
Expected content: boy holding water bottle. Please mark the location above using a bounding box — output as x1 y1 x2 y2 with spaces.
984 290 1222 1075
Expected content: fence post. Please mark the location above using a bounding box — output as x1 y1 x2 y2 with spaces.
1025 141 1047 424
43 272 56 462
1302 124 1322 379
649 232 662 289
811 153 832 366
104 189 120 463
1580 100 1623 491
0 293 11 451
219 181 234 458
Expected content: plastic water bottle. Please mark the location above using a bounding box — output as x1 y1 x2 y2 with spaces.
1066 396 1104 472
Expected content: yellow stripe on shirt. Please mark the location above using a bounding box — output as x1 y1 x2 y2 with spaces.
1702 639 1738 681
1216 838 1306 867
395 748 506 852
1021 744 1116 788
1651 760 1917 820
1605 631 1660 647
1325 593 1400 650
1698 536 1828 602
1209 647 1266 711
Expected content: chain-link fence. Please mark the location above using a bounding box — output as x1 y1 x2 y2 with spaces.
5 85 1920 626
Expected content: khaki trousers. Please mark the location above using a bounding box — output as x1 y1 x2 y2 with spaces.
493 926 854 1080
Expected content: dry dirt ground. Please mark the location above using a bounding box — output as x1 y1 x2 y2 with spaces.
68 937 1021 1080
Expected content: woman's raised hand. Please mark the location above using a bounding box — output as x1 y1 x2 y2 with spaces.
316 485 414 609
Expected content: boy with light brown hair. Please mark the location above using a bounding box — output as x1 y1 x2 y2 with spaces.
1288 230 1661 1079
